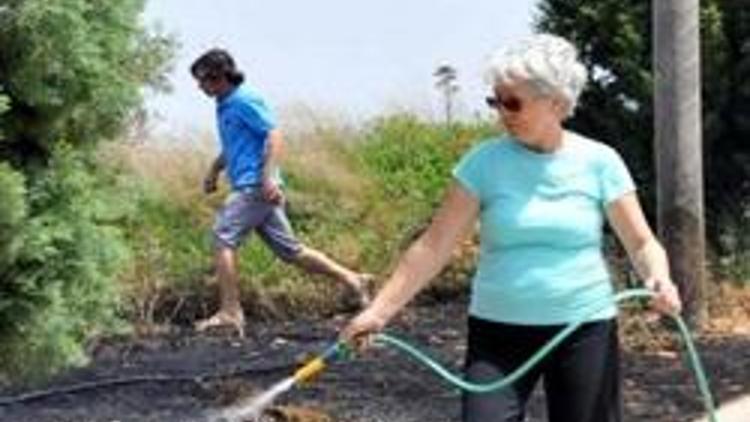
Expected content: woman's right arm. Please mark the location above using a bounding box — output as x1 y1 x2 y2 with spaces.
341 180 479 344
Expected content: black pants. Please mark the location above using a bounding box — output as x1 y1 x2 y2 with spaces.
462 317 621 422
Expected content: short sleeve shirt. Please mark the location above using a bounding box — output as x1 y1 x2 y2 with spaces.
216 84 278 189
452 131 635 324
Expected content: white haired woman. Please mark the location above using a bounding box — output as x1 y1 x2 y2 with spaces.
341 34 681 422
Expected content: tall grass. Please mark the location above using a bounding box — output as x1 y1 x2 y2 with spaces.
112 113 496 322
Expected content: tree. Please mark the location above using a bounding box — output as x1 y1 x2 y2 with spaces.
0 0 175 380
434 64 460 125
0 0 175 166
707 2 750 218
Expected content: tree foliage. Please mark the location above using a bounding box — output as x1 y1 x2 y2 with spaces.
0 0 175 380
0 146 135 380
535 0 750 240
0 92 8 115
0 162 26 268
0 0 175 165
535 1 654 196
0 89 8 140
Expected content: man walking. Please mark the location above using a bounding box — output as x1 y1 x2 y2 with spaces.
191 48 371 337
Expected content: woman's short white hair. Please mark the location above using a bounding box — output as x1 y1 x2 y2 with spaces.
485 33 588 116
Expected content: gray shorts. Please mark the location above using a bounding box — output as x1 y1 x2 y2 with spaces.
213 189 302 261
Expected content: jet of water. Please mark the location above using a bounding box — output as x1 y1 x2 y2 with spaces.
205 376 296 422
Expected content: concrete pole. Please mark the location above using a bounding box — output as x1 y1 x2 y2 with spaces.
653 0 707 325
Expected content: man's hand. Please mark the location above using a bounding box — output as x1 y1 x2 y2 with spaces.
203 173 219 194
262 178 284 204
644 277 682 315
203 155 225 194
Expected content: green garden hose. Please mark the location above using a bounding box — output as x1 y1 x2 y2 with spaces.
373 289 718 422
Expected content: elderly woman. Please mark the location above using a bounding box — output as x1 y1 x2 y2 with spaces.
342 34 682 422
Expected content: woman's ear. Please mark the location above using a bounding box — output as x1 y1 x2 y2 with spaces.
552 98 569 119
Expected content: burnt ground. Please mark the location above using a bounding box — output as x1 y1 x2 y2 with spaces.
0 297 749 422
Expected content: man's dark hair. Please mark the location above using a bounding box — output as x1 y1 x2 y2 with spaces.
190 48 245 86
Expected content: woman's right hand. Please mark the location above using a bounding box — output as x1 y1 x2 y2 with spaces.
340 307 389 353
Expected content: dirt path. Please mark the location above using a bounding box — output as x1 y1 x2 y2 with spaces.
1 300 748 422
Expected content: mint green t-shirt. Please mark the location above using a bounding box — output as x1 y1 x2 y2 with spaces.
453 131 635 325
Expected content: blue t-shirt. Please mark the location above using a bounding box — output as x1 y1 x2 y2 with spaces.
452 131 635 325
216 84 278 190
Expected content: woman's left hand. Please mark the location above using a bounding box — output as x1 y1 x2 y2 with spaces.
644 277 682 315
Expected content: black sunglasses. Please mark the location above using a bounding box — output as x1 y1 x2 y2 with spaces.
196 71 222 83
485 95 523 113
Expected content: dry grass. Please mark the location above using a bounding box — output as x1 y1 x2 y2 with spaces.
706 281 750 336
100 124 384 322
284 123 373 210
101 132 220 216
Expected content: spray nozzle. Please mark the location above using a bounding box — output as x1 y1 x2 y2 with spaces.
292 341 353 384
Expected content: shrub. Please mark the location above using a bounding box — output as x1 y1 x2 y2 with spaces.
0 146 130 380
355 113 492 258
0 0 174 163
0 162 27 271
715 202 750 285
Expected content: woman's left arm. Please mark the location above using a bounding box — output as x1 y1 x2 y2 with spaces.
606 192 682 315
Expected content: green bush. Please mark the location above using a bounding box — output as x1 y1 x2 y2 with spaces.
0 0 174 163
357 113 493 236
0 92 8 115
0 162 27 270
0 90 8 140
0 0 175 381
346 114 492 295
0 146 130 380
715 203 750 285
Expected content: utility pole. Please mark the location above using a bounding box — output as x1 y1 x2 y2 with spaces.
653 0 706 325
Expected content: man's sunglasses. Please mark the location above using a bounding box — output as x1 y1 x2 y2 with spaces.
485 95 523 113
196 71 222 83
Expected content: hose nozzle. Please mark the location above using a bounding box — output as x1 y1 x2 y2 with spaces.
292 342 350 384
292 356 327 383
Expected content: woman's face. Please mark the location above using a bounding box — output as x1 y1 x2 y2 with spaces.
488 79 565 145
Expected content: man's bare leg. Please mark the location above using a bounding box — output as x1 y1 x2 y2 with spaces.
291 246 373 306
195 246 245 337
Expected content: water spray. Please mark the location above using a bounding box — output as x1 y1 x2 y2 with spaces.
206 342 353 422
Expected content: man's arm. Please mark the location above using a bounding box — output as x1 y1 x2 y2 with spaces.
203 154 225 194
261 128 284 203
